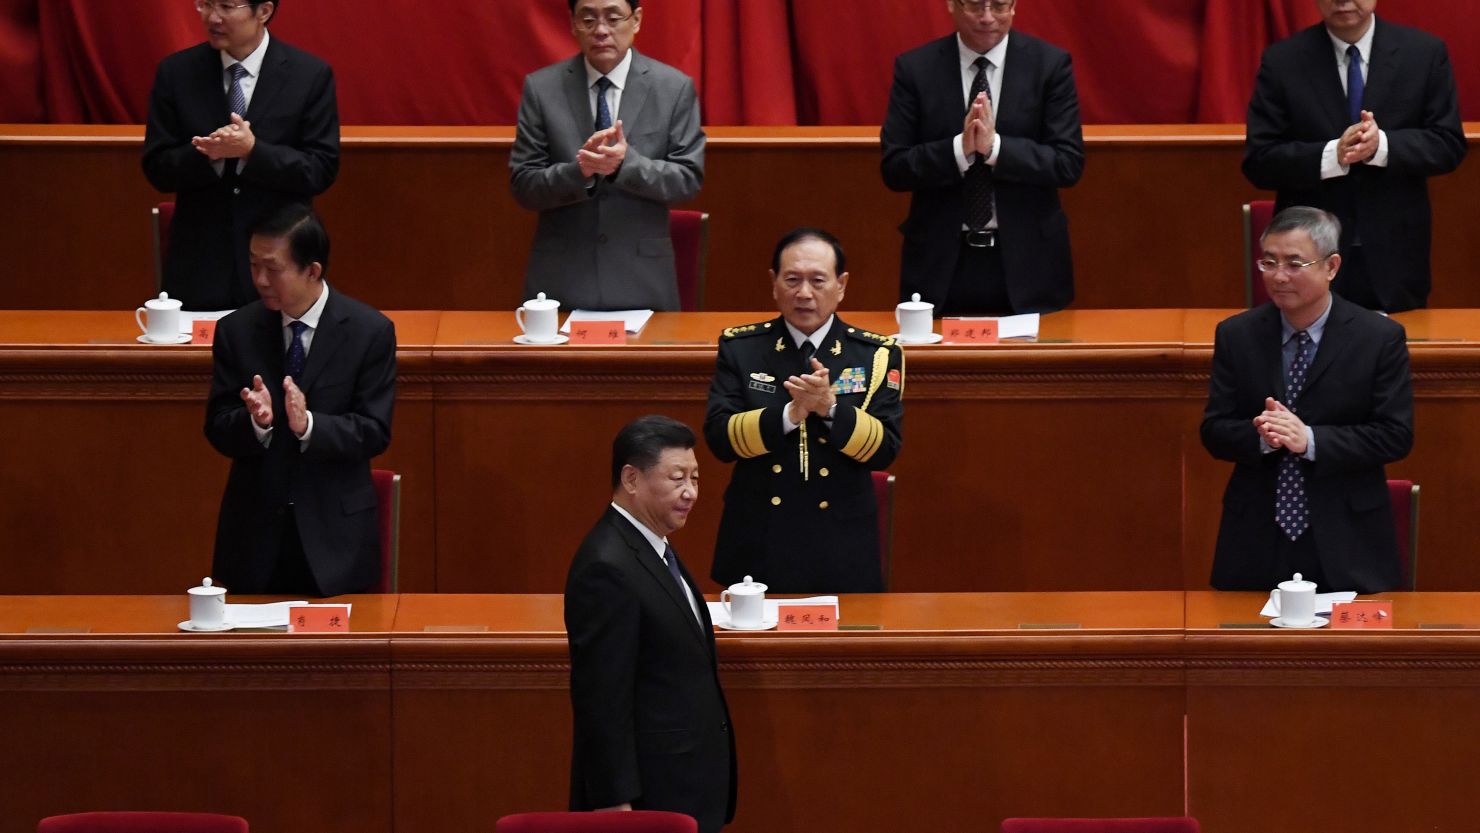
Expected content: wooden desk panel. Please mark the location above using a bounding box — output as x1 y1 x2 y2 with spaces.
8 124 1480 312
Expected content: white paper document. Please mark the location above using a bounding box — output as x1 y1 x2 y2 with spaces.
706 596 841 626
224 600 308 627
950 313 1040 339
1259 591 1357 618
560 309 654 335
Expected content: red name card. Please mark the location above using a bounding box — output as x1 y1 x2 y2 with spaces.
287 605 351 633
777 605 838 631
941 318 999 344
190 319 217 345
569 320 627 345
1331 600 1394 629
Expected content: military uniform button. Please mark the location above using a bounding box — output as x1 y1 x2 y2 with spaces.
819 501 830 509
772 464 782 474
819 467 830 477
818 437 827 444
771 497 781 506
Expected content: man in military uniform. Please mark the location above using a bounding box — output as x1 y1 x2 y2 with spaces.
704 228 904 593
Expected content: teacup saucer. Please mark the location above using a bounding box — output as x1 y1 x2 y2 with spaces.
1270 616 1328 629
716 618 778 631
889 332 944 345
513 334 570 346
177 619 234 632
138 333 193 345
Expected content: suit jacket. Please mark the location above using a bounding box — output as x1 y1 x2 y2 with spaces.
204 288 396 596
511 50 705 312
881 32 1085 313
143 37 340 310
565 508 736 833
704 317 904 593
1243 20 1466 312
1201 294 1413 593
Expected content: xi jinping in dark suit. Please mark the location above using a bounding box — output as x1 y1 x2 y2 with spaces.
144 0 339 310
565 416 735 833
1243 3 1465 312
205 206 395 597
1203 207 1413 594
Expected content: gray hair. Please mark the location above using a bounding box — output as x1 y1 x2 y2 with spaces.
1262 206 1342 256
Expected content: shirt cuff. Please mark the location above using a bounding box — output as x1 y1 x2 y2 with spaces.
984 133 1002 166
295 411 314 450
1320 139 1350 180
953 133 972 175
1301 426 1316 461
1366 129 1390 167
253 419 273 447
1260 435 1276 454
782 405 799 434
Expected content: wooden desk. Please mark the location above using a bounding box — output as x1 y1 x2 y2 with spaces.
7 124 1480 312
2 310 1479 595
7 592 1480 832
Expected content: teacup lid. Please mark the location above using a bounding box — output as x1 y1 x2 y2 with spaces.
728 575 767 595
1277 572 1316 592
522 291 560 311
898 292 933 311
145 292 182 311
188 576 226 597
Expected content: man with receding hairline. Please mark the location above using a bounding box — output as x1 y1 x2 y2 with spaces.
511 0 704 312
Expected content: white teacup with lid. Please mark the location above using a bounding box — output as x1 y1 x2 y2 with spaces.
895 293 935 342
186 577 229 630
515 292 561 343
136 292 182 343
722 575 768 628
1271 572 1318 626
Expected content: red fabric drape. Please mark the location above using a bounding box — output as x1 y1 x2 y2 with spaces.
0 0 43 122
5 1 1480 125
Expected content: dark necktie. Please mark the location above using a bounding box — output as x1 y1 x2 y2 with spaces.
965 56 995 230
798 339 817 371
227 63 249 118
594 76 614 132
663 544 701 628
1346 45 1364 124
1275 330 1313 540
285 321 308 383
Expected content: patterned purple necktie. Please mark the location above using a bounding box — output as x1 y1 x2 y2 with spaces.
964 56 996 230
1275 330 1313 540
227 63 248 118
285 321 308 383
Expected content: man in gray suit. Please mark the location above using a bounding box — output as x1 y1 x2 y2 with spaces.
511 0 705 312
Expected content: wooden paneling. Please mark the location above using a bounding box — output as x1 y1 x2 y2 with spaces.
7 124 1480 312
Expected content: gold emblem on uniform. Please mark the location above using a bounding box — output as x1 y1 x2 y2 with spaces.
750 372 775 383
775 337 786 352
830 339 842 356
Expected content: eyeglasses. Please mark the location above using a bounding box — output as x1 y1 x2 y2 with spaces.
954 0 1015 16
195 0 254 16
574 10 636 31
1255 254 1336 275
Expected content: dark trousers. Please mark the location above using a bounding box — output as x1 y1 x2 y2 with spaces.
1331 246 1397 312
941 239 1012 317
1274 526 1330 593
268 507 323 596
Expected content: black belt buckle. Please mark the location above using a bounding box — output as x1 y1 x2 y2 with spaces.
965 229 996 248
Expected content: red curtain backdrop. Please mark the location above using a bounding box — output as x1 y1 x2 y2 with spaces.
4 0 1478 125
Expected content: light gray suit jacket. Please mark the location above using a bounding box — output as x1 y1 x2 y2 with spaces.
511 50 705 311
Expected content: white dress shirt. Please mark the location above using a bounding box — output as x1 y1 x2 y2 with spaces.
1320 17 1390 180
252 281 329 450
214 28 270 177
610 502 703 625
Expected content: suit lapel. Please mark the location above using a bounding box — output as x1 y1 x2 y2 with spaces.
197 45 233 126
617 51 652 132
1299 26 1352 134
1258 305 1288 403
564 55 595 137
607 509 709 650
934 36 966 124
298 289 345 393
1359 19 1401 116
997 35 1029 135
245 37 288 121
1301 295 1354 395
